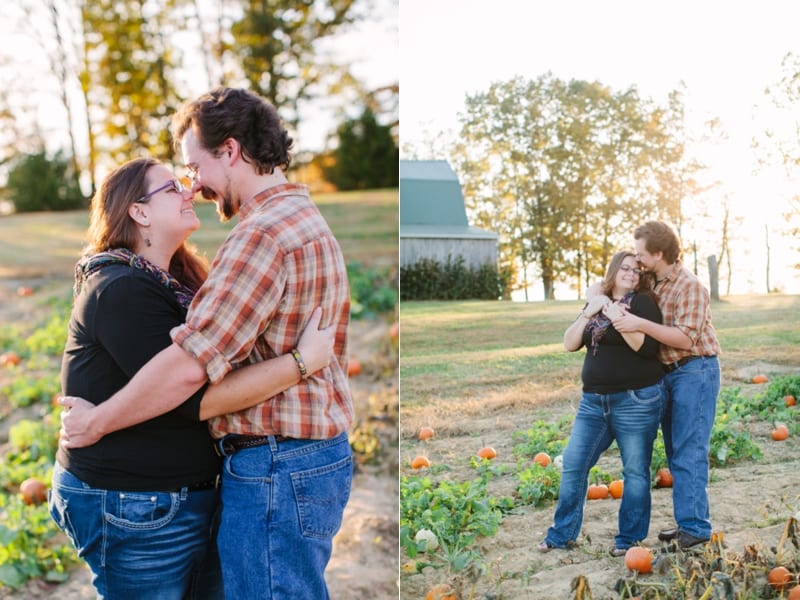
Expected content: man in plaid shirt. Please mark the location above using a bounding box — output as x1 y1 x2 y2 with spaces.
61 88 354 598
612 220 721 552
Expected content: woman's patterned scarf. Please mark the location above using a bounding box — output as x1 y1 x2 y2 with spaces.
74 248 195 309
586 290 635 355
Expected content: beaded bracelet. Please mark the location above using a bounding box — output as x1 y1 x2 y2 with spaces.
290 348 309 379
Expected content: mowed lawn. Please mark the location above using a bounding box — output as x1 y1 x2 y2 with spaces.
0 188 398 279
399 295 800 409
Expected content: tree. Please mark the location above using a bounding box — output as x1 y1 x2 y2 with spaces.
452 73 684 299
81 0 183 167
324 107 398 190
6 151 83 212
229 0 360 134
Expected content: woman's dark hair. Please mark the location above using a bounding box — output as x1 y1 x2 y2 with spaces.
600 251 656 300
634 220 682 264
86 158 208 291
171 87 293 174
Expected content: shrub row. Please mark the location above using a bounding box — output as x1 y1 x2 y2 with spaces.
399 256 511 301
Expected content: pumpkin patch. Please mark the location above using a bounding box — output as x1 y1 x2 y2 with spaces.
400 298 800 599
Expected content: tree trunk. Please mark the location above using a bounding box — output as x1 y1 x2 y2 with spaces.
708 255 719 301
765 224 771 293
542 276 555 300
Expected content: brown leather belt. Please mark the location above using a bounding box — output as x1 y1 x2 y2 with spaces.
663 355 705 374
170 473 220 492
186 474 221 491
215 435 292 457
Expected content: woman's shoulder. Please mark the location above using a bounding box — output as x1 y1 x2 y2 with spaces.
82 264 164 300
631 292 658 308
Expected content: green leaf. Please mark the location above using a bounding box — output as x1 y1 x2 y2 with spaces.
0 564 26 588
0 524 17 545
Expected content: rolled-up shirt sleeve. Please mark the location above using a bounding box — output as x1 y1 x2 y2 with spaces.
672 279 707 345
171 222 286 384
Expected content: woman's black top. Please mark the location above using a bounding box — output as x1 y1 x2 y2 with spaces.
57 264 220 491
580 292 664 394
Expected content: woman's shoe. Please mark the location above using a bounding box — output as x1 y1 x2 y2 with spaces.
610 546 628 557
537 540 555 553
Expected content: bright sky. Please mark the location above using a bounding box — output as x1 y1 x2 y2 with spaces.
1 0 397 157
400 0 800 296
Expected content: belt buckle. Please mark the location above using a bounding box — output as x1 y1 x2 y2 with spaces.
214 438 234 457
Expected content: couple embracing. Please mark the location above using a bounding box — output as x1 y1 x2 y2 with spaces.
52 87 352 599
539 220 721 556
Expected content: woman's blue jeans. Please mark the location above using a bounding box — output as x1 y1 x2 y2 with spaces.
215 432 352 599
544 382 664 549
661 355 720 539
48 462 224 599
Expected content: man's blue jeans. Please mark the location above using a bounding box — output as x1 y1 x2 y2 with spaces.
216 432 352 599
661 355 720 539
544 382 664 549
48 462 224 599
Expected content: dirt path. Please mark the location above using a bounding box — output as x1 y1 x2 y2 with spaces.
0 278 399 600
400 364 800 599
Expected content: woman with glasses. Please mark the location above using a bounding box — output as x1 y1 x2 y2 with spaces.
537 251 665 557
49 158 334 599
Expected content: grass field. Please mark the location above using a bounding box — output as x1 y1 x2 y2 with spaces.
0 188 398 278
400 295 800 407
399 294 800 599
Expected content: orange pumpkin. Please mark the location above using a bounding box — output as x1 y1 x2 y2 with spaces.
768 566 792 591
411 456 431 469
347 357 362 377
624 546 652 574
787 584 800 600
609 479 624 499
418 426 435 441
752 374 768 384
772 424 790 441
477 446 497 460
389 321 399 342
785 395 797 407
587 483 609 500
656 467 673 488
0 351 21 367
533 452 551 467
20 478 48 505
426 583 457 600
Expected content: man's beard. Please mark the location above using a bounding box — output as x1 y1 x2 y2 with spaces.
201 184 237 222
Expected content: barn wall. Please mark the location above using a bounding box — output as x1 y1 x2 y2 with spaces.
400 238 497 269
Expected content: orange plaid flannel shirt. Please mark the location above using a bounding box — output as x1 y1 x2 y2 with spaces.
171 183 353 440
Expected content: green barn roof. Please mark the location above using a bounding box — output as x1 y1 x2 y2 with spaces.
400 160 496 240
400 160 468 226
